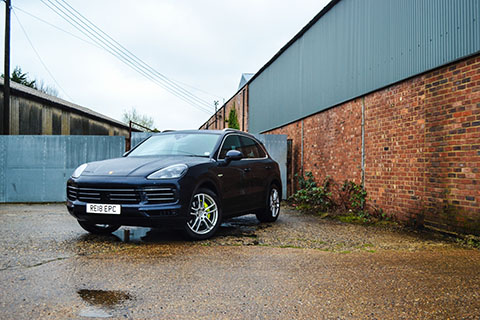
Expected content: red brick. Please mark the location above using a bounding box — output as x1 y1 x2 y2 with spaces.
265 54 480 234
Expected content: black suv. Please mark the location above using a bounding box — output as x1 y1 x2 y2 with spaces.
66 129 282 240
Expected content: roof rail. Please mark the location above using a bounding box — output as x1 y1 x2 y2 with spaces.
222 128 243 133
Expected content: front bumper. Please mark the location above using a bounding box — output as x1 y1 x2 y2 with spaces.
66 200 187 228
66 176 195 229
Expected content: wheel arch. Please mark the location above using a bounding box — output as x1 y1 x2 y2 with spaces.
197 180 219 196
269 178 282 200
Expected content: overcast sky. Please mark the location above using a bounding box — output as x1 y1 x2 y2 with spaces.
1 0 330 130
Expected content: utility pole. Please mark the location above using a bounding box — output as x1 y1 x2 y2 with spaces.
214 100 218 129
3 0 11 135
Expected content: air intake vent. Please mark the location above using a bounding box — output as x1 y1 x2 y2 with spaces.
144 187 177 204
67 186 140 204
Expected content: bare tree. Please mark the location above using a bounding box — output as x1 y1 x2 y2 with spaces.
122 107 155 129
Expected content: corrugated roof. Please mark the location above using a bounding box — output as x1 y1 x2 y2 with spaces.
1 78 130 130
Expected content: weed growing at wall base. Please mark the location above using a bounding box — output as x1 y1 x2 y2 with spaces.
289 171 390 224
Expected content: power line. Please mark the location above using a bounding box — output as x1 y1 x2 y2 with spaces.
46 0 213 113
39 0 215 114
57 0 215 109
12 8 73 100
13 6 102 50
170 78 225 100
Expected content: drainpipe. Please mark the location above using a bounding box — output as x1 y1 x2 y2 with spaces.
361 97 365 187
301 119 304 175
242 90 245 131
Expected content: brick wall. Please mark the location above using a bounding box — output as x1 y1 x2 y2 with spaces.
199 86 249 131
268 100 362 192
265 53 480 234
423 56 480 232
364 76 427 224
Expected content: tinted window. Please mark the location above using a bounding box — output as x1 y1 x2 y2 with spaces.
239 136 266 159
128 133 219 157
219 135 242 159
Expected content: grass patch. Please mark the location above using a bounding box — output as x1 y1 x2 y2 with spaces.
279 245 303 249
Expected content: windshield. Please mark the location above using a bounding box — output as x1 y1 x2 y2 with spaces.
128 133 220 157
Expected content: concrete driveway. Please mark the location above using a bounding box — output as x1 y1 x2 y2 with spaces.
0 204 479 319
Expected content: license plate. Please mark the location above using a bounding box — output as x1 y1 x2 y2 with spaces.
86 203 121 215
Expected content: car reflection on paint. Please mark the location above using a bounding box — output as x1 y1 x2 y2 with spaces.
66 129 282 240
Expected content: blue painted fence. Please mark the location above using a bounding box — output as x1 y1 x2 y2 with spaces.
0 133 287 203
0 136 125 202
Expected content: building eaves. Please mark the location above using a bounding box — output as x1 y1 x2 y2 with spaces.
1 78 132 130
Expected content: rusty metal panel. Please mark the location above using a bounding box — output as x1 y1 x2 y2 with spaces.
249 0 480 133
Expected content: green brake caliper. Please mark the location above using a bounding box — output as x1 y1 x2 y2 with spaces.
204 202 211 219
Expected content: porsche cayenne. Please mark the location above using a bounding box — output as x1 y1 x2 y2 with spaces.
66 129 282 240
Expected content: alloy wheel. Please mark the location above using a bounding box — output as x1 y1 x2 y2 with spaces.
187 193 219 235
270 188 280 218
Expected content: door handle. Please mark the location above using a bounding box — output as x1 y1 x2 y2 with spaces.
265 166 272 170
243 168 251 173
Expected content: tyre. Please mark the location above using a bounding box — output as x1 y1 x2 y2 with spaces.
184 188 222 240
256 184 281 223
78 220 121 235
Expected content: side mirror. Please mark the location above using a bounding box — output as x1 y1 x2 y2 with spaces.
225 150 243 163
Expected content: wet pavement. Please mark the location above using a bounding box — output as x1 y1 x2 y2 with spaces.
0 204 479 319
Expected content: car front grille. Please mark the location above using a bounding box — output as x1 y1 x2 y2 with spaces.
144 187 176 204
67 186 177 205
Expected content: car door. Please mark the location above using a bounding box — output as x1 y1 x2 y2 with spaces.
216 134 249 216
238 136 270 210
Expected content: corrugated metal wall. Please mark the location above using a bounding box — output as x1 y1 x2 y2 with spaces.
254 134 287 199
248 0 480 133
0 136 125 202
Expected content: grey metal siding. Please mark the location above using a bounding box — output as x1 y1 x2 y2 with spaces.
0 136 125 202
254 134 288 199
248 0 480 133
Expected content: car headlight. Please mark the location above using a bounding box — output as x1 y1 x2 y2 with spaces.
147 164 188 180
72 163 88 178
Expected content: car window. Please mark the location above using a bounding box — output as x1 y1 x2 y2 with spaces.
219 135 242 159
239 136 266 159
128 133 220 157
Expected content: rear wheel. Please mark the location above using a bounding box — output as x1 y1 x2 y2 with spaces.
184 188 222 240
78 220 121 235
256 184 280 222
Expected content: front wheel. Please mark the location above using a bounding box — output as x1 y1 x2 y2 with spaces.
256 184 281 222
184 188 222 240
78 220 121 235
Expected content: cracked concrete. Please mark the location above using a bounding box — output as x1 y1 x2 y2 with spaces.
0 203 479 319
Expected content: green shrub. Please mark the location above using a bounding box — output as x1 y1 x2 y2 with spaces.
340 180 367 214
290 172 377 223
290 173 333 212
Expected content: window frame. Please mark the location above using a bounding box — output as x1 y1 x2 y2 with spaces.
216 133 269 161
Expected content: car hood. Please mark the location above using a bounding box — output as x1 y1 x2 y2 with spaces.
81 156 211 177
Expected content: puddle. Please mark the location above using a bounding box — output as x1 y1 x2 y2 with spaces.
77 289 132 318
112 227 150 242
79 215 267 245
217 215 266 238
110 227 185 243
78 306 113 318
77 289 132 308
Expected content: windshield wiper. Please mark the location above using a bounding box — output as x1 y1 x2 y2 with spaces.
176 150 210 157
